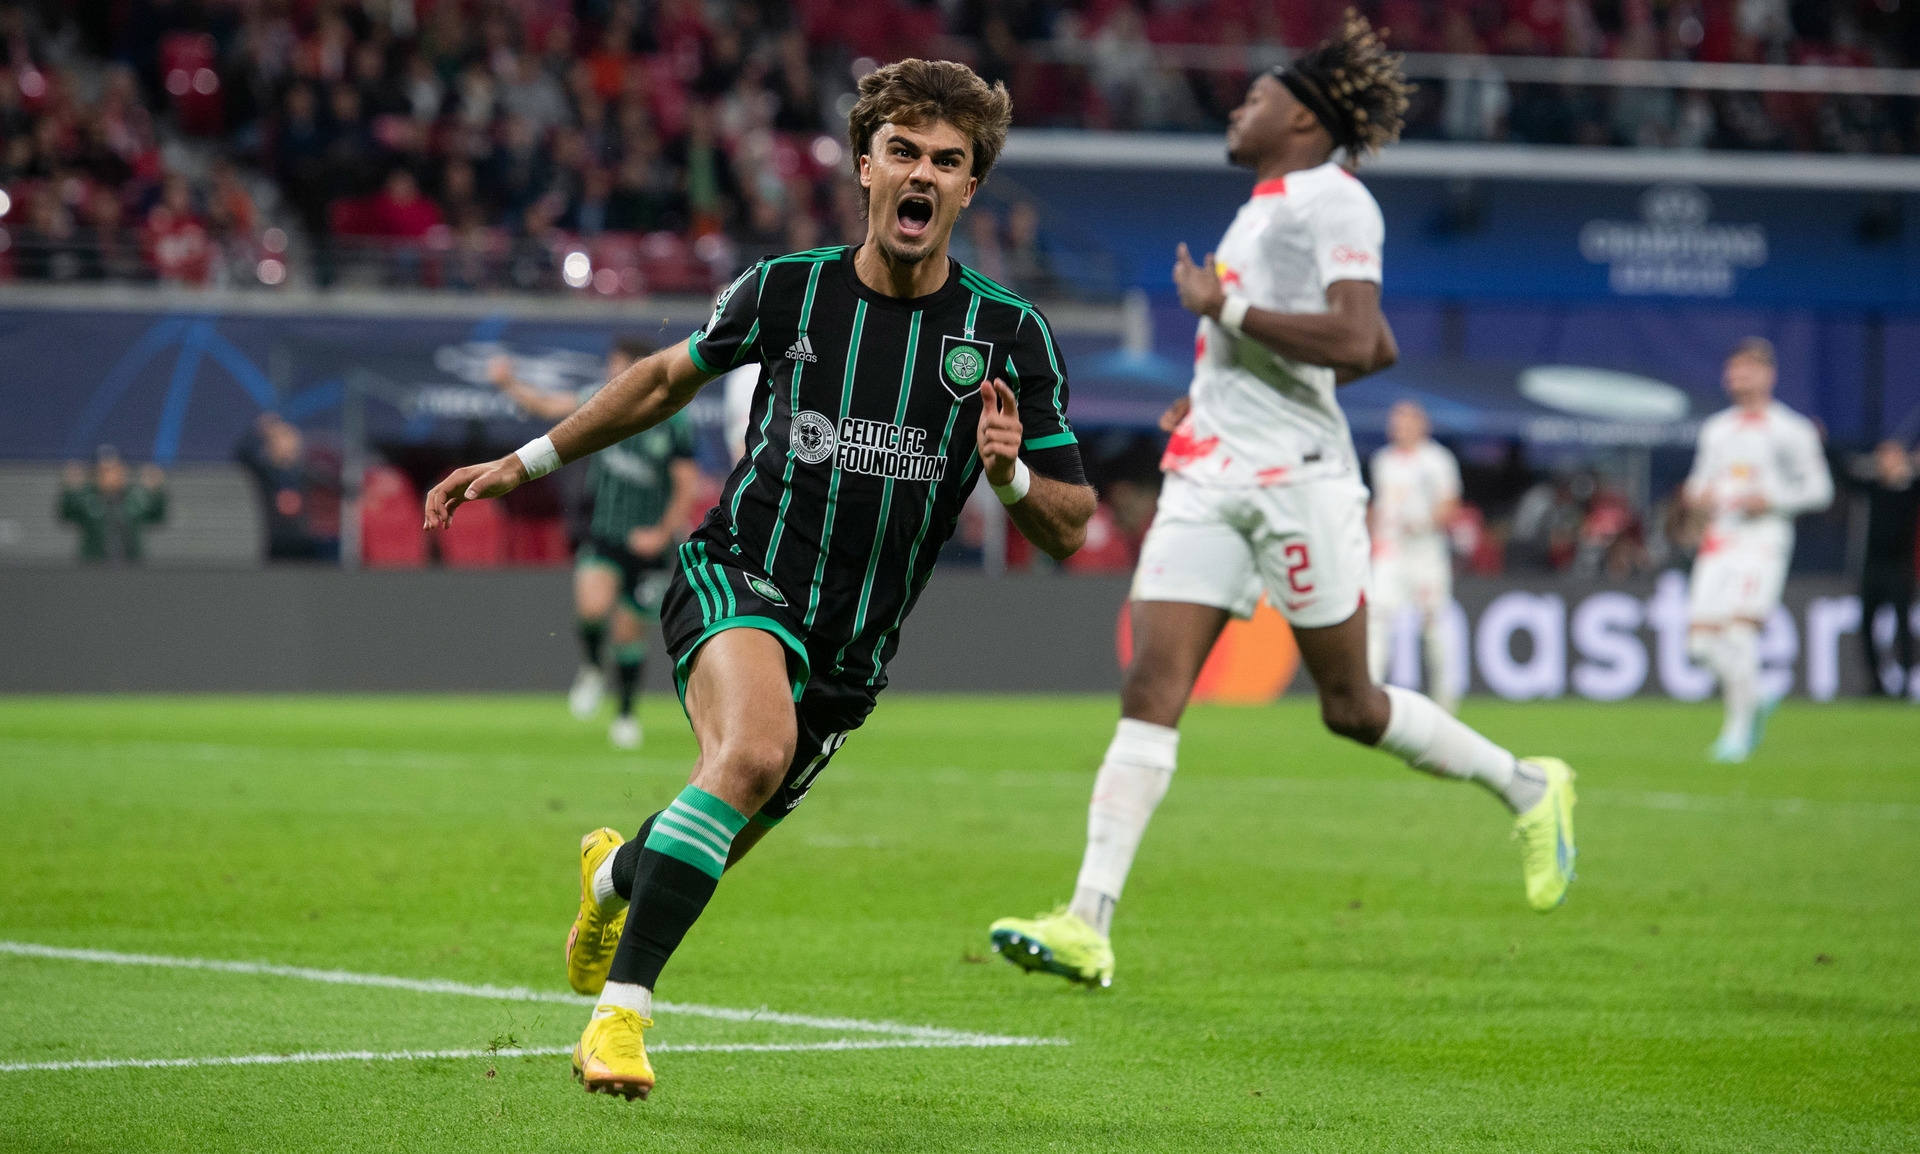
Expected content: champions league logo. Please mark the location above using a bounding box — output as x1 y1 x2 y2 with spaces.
1579 184 1768 298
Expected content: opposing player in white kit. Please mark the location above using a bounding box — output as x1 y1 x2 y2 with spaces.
1367 400 1463 711
1683 338 1832 762
989 14 1577 988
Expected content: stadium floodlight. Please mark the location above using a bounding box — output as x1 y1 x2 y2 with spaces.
562 250 592 289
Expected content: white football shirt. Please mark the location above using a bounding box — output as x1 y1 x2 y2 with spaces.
1370 440 1461 558
1683 401 1833 556
1164 161 1385 488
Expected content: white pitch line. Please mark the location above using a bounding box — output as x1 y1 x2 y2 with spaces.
0 941 1064 1050
0 1036 1043 1075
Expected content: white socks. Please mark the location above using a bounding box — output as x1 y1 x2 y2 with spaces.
1704 623 1759 744
1068 718 1178 937
596 980 651 1020
1423 614 1458 713
591 850 626 912
1377 685 1541 813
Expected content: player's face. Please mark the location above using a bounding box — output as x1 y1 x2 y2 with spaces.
859 120 977 266
1388 402 1428 448
1722 354 1775 407
1226 75 1293 168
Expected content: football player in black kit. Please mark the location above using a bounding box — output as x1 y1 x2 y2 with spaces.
424 58 1096 1100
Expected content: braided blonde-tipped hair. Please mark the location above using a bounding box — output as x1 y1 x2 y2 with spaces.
1282 9 1412 163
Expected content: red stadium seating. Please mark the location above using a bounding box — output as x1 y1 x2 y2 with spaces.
359 465 426 568
435 486 507 568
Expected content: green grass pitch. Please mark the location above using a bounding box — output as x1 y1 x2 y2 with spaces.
1 693 1915 1151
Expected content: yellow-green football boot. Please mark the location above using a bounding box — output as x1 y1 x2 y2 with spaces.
572 1005 655 1100
565 827 627 995
1513 757 1577 911
989 906 1114 987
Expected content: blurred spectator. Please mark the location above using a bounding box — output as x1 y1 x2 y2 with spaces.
1510 469 1591 572
6 0 1920 301
362 167 444 238
143 174 213 285
237 414 339 563
1840 440 1920 696
59 447 167 564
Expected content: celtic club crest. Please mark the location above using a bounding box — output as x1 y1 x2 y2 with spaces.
937 335 995 401
790 410 837 464
747 576 788 606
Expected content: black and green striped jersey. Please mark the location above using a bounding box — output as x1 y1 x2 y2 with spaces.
579 402 696 544
684 245 1083 689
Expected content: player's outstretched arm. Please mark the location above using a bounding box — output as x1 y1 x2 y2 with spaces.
486 354 581 421
976 379 1096 560
425 341 713 530
1173 244 1395 379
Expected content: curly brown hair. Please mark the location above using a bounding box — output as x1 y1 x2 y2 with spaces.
845 59 1013 182
1279 9 1412 163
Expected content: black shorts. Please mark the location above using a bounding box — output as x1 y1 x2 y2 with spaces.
576 538 671 616
660 539 877 825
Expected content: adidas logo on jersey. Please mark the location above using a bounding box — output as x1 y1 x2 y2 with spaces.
785 334 818 363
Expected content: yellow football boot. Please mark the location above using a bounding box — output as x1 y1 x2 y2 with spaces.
572 1006 655 1100
565 827 627 996
988 906 1114 988
1513 757 1577 911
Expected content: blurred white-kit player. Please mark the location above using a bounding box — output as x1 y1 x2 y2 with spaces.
1366 400 1462 711
1683 337 1832 762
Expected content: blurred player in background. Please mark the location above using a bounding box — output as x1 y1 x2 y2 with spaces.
1683 338 1833 761
1840 440 1918 695
1366 400 1462 711
490 339 702 749
991 13 1577 990
430 59 1094 1099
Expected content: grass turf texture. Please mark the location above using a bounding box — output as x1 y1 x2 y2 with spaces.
1 695 1915 1152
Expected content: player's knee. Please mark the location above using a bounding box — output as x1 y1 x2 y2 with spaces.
1119 661 1190 727
711 735 793 807
1320 684 1387 743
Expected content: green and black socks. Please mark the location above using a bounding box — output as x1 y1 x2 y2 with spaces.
606 786 750 989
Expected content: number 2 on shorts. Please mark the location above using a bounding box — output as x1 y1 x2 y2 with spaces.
1284 542 1314 594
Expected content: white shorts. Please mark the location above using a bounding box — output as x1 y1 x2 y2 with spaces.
1688 538 1788 625
1132 472 1370 629
1369 545 1452 618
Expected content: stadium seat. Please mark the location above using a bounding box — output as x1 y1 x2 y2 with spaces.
360 465 426 568
435 486 506 567
504 515 570 566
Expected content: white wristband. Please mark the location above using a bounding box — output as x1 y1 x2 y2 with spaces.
514 435 561 480
1218 293 1251 337
991 458 1032 505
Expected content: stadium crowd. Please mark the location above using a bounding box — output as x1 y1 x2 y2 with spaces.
2 0 1917 291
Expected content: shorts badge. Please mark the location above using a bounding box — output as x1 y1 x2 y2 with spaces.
748 576 788 606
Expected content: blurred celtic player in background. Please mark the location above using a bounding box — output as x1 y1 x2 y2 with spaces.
490 339 703 749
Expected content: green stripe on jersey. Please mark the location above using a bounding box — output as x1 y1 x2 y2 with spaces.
750 260 825 551
862 295 975 684
805 298 867 630
836 309 922 672
1024 431 1078 450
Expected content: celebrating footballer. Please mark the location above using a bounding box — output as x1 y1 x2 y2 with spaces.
425 59 1095 1099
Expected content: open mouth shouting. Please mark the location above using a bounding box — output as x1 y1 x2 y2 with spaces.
895 194 935 240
